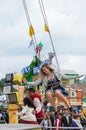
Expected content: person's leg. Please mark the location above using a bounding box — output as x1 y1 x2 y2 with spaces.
37 118 43 124
46 91 57 112
55 90 70 108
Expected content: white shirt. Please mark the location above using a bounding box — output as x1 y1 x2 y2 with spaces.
33 98 42 113
16 105 37 121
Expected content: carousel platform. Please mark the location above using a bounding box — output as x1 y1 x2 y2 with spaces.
0 124 41 130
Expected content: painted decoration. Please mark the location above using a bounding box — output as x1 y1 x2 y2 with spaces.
9 104 18 124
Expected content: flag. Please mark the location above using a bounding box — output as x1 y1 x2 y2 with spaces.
38 42 43 47
44 23 49 32
29 25 35 37
40 59 50 68
33 66 40 75
22 66 30 74
35 42 43 53
36 46 42 53
28 39 34 47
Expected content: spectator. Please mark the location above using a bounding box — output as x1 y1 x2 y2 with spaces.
54 113 62 130
50 111 55 130
80 113 86 127
0 117 6 124
15 97 38 124
5 110 9 123
0 112 2 119
40 112 52 130
61 108 72 130
70 114 82 130
27 88 44 124
24 89 30 98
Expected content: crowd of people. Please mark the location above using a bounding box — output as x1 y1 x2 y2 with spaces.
21 63 85 129
0 110 9 124
40 108 86 130
1 87 86 130
15 87 86 130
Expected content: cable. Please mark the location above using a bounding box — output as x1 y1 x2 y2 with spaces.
22 0 37 54
38 0 61 76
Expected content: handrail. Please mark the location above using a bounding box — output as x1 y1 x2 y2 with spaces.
42 126 84 129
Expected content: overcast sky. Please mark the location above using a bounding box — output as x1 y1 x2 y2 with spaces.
0 0 86 79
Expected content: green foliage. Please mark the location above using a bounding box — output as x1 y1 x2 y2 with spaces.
0 78 5 92
62 79 69 84
0 78 5 86
23 72 30 80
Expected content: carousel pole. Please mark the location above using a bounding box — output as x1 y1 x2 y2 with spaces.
38 0 61 76
22 0 38 56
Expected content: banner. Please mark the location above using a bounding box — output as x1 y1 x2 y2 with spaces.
33 66 40 75
22 66 30 74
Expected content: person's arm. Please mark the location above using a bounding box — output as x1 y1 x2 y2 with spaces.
33 98 42 113
15 106 27 116
22 77 42 86
53 66 84 80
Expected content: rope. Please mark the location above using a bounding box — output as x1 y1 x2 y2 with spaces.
22 0 37 55
38 0 47 26
38 0 61 76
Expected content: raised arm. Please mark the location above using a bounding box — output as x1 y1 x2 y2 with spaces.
22 77 42 86
61 74 84 80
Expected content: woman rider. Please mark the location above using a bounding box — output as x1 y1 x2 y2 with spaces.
22 63 83 114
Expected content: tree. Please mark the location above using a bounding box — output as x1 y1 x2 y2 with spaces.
0 78 5 93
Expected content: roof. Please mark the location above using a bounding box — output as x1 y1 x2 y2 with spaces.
61 70 78 75
66 84 86 97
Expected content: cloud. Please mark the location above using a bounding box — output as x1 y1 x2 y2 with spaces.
0 55 33 78
59 54 86 74
0 0 86 78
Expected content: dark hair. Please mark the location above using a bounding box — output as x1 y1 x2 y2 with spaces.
23 97 34 108
55 112 62 118
25 88 29 92
64 108 69 111
28 88 35 93
72 113 81 119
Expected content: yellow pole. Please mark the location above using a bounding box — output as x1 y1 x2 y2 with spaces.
9 104 18 124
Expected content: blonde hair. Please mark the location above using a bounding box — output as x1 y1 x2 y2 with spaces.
40 63 53 75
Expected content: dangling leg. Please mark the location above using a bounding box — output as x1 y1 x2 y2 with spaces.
46 91 57 112
55 90 70 108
